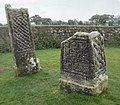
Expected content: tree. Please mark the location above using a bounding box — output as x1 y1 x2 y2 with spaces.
78 21 83 25
30 15 42 25
114 15 120 25
100 14 114 25
68 20 75 25
41 18 53 25
89 14 101 25
0 23 3 26
84 21 90 25
89 14 115 26
73 19 79 25
68 19 79 25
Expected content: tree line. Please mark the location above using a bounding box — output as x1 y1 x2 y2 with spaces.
29 14 120 26
0 14 120 26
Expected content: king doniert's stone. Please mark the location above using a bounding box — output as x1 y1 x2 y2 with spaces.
60 31 108 95
5 4 40 76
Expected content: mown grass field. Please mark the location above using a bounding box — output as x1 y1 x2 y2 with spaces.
0 47 120 105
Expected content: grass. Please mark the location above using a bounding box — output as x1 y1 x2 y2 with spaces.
0 47 120 105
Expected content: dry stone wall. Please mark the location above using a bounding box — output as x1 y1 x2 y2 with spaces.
0 25 120 52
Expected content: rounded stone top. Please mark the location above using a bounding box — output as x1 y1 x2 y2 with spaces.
62 31 101 44
5 4 28 13
74 31 100 38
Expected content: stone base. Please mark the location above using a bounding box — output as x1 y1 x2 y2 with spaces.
13 65 41 77
13 57 41 76
60 74 108 96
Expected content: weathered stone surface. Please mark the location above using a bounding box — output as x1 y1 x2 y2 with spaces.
5 4 40 76
60 31 108 95
0 26 120 53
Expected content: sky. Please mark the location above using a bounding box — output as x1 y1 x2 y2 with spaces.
0 0 120 24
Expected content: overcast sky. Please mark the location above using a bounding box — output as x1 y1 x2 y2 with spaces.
0 0 120 24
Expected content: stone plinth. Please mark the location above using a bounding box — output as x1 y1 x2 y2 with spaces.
60 31 108 95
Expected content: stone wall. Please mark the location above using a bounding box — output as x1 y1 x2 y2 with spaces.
0 25 120 52
0 26 11 52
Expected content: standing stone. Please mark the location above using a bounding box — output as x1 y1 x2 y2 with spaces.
5 4 40 76
60 31 108 95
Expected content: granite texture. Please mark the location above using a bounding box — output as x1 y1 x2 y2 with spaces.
5 4 40 76
60 31 108 95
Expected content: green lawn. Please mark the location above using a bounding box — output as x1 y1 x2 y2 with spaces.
0 47 120 105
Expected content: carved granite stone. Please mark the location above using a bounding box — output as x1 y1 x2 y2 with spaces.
60 31 108 95
5 4 40 76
